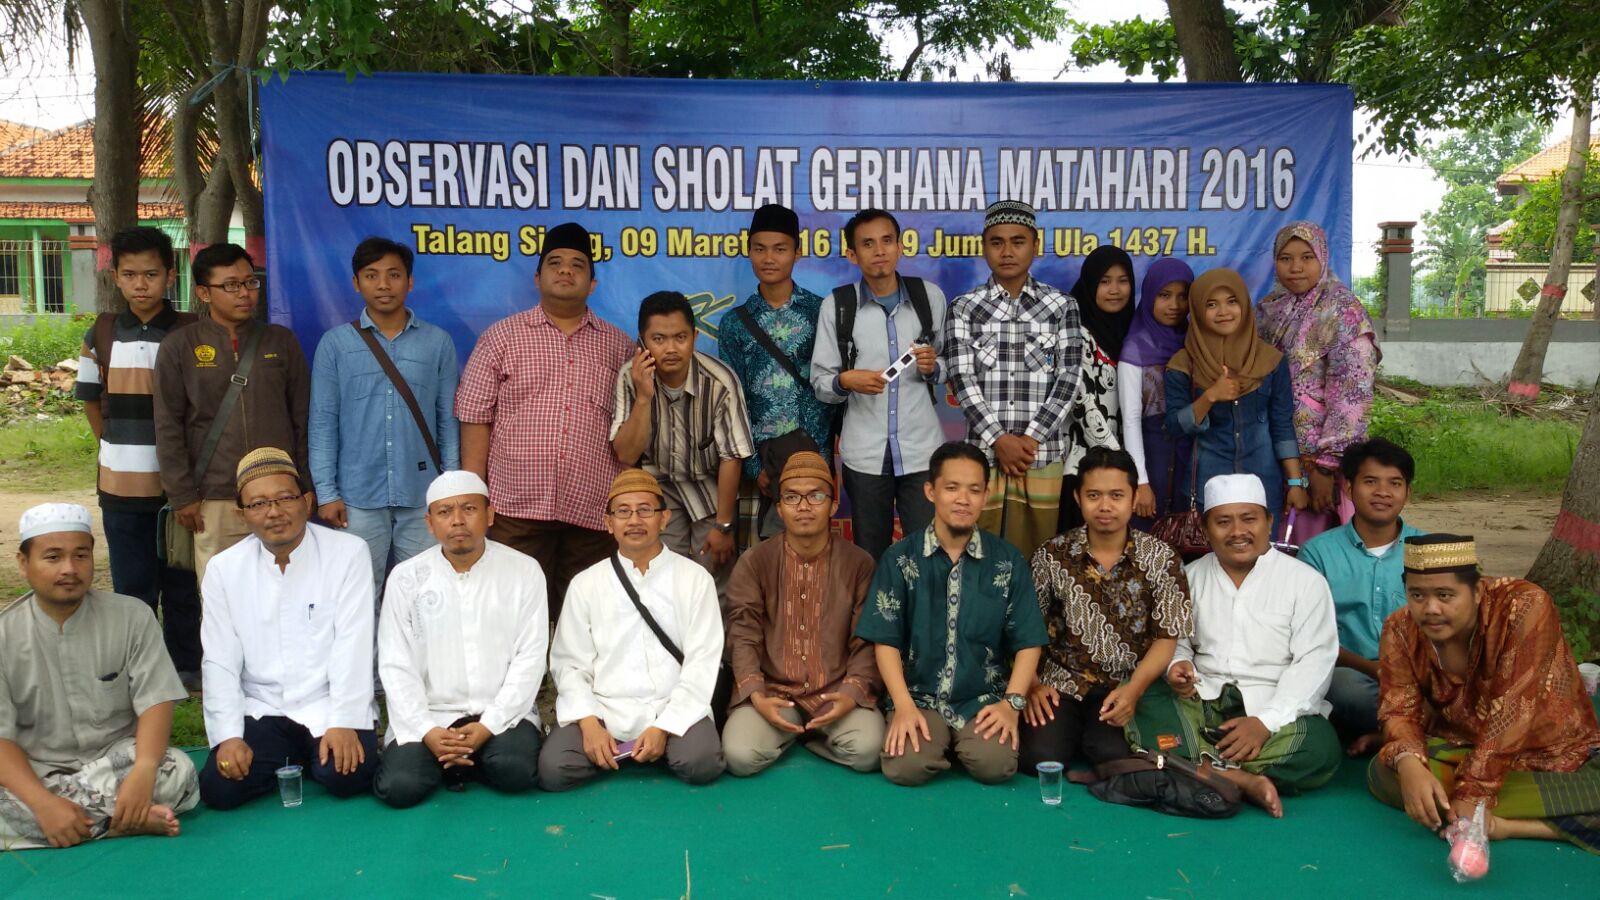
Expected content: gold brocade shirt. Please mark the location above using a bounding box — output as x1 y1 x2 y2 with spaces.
1378 577 1600 807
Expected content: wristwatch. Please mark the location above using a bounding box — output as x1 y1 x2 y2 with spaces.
1286 477 1308 488
716 521 735 535
1005 693 1026 711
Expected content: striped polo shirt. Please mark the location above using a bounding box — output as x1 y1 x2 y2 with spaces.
75 304 195 512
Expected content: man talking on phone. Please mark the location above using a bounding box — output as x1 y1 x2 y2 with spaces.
611 291 753 602
811 209 949 562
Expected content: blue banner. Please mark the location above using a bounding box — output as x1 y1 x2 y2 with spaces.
260 72 1353 368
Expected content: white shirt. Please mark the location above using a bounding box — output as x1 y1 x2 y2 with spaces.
1172 548 1337 733
551 546 722 740
200 523 377 744
378 541 549 746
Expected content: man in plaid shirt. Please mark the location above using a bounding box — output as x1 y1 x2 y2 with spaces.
455 222 632 619
946 200 1085 560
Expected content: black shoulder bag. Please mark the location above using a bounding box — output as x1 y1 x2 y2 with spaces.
609 553 733 728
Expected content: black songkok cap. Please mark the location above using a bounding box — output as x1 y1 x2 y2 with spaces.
749 204 800 241
540 222 593 265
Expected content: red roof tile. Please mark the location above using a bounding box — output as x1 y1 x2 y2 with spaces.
1497 136 1600 190
0 201 184 222
0 120 45 153
0 120 168 180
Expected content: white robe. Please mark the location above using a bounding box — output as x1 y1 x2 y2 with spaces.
551 547 722 740
378 540 549 746
1172 547 1337 733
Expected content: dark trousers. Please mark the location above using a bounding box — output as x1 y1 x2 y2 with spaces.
537 717 725 792
1018 685 1132 775
102 508 202 672
372 719 543 808
489 515 616 622
842 456 934 563
199 716 379 810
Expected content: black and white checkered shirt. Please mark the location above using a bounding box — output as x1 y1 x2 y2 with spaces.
946 275 1086 466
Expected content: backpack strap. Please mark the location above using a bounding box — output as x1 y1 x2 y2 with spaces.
92 313 116 378
833 283 859 370
901 276 941 409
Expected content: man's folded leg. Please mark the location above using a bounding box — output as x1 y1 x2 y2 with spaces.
880 708 954 787
723 705 802 777
665 718 725 785
476 721 542 794
372 741 444 809
537 723 600 793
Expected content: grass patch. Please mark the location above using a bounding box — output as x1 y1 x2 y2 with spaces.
0 415 96 493
173 697 208 750
1370 395 1579 498
0 314 92 368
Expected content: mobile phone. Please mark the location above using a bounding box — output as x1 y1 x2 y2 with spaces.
613 739 638 761
1201 726 1227 745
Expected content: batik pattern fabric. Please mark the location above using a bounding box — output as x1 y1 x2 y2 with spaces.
854 527 1048 729
1377 577 1600 810
715 287 834 480
1255 221 1378 469
1030 528 1193 701
0 738 198 850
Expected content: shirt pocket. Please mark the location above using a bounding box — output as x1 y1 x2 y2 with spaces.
1243 609 1294 667
971 333 1001 371
89 670 132 726
1022 324 1057 372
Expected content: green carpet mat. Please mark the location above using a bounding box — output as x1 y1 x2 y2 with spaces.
2 748 1593 898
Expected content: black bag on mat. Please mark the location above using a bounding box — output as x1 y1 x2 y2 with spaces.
1069 749 1242 819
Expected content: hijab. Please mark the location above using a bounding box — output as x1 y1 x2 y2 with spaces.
1069 245 1136 360
1256 220 1363 350
1120 257 1195 367
1167 268 1282 395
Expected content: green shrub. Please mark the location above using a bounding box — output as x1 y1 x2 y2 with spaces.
1369 396 1578 497
0 315 93 368
1558 588 1600 665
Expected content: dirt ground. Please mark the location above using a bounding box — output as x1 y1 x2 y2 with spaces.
0 488 1560 593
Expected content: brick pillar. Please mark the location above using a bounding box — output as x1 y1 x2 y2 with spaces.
1378 221 1416 341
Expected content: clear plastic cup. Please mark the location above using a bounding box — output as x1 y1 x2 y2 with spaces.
1579 663 1600 697
276 764 303 808
1036 761 1064 806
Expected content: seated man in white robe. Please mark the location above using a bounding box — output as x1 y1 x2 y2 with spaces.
1127 473 1342 818
373 471 548 808
0 503 197 848
538 468 725 791
199 447 379 809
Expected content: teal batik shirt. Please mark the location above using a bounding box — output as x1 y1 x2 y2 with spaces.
716 286 833 479
855 526 1049 728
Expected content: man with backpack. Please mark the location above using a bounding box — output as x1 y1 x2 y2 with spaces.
811 209 947 562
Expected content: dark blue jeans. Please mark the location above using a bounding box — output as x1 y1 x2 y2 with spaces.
842 449 934 564
102 508 201 672
199 716 379 810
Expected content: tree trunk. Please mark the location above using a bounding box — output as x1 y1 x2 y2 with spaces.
1528 374 1600 617
78 0 141 313
1166 0 1242 82
599 0 634 75
1507 79 1594 398
199 0 269 245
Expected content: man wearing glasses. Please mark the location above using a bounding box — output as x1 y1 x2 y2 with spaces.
197 448 379 809
538 468 725 791
154 244 313 586
721 451 883 776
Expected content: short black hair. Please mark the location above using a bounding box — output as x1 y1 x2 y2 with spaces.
110 227 175 271
638 291 695 334
351 237 414 276
192 243 254 287
1342 437 1415 485
927 440 990 485
844 209 900 250
1076 447 1139 491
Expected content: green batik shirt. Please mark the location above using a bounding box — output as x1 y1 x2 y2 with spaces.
715 286 833 479
855 526 1049 728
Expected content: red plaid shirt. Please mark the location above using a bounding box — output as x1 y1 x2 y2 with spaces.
455 306 633 530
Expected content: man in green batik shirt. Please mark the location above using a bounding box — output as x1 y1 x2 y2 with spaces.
855 441 1047 787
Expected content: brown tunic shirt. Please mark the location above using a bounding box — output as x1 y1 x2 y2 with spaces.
1378 577 1600 807
725 534 880 714
1030 527 1193 700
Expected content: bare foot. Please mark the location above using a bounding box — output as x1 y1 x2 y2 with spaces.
1216 768 1283 818
1345 732 1383 757
113 805 181 838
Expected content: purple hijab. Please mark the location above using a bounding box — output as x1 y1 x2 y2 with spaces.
1120 257 1195 367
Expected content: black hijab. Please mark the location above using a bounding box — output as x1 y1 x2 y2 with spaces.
1069 245 1137 361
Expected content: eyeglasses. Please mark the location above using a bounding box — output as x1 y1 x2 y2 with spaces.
203 277 263 294
780 490 831 507
241 493 303 514
608 506 660 520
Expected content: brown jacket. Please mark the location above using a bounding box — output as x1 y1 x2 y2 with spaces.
153 316 311 508
725 533 881 712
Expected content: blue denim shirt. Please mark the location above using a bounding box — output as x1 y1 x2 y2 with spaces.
1298 519 1426 660
1163 357 1299 529
309 309 460 509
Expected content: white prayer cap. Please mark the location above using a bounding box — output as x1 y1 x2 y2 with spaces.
1203 473 1267 513
426 470 490 507
18 502 93 543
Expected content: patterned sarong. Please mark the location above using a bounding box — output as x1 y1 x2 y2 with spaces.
979 461 1064 561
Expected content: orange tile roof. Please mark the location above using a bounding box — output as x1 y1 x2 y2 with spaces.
0 201 184 222
1497 136 1600 190
0 120 45 153
0 120 168 180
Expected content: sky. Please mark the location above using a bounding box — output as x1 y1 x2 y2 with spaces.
0 3 1561 278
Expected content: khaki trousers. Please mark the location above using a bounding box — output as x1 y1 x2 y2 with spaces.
880 707 1017 787
722 704 885 776
193 498 252 590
